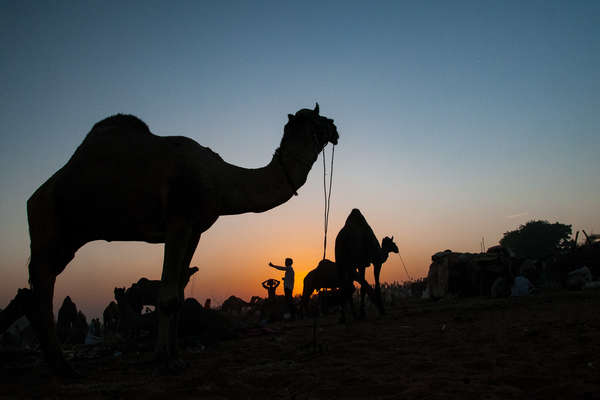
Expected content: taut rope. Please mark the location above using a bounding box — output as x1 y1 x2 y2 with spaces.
322 145 335 260
398 250 412 281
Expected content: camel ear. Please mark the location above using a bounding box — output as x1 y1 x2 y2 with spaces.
288 114 294 121
391 236 394 241
314 102 320 115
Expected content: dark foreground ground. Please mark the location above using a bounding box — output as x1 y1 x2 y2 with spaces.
1 289 599 400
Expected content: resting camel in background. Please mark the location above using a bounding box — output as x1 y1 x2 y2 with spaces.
112 266 200 336
24 104 338 375
113 287 156 339
0 288 33 337
301 259 376 314
335 209 398 319
127 266 199 313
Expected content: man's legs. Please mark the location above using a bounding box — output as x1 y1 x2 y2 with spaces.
284 288 296 319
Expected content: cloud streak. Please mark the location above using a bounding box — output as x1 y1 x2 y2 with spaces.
506 212 528 219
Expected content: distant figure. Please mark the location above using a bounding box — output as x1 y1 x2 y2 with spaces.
268 258 296 319
262 278 280 300
566 266 592 290
511 275 535 296
204 298 211 309
89 318 102 337
85 318 103 345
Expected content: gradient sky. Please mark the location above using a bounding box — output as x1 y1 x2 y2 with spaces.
1 1 599 319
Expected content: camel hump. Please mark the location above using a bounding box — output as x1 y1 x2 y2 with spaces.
90 114 150 135
346 208 368 227
317 259 335 269
350 208 361 216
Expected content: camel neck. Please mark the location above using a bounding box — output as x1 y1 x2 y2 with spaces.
216 148 314 215
379 248 390 264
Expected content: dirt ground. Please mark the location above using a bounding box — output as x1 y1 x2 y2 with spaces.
1 289 599 400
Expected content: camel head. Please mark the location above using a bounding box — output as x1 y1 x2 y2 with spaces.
382 236 399 255
282 103 339 160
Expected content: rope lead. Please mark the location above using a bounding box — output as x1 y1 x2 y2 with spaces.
322 145 335 260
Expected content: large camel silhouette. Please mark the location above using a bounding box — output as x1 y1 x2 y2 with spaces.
25 103 338 375
335 209 398 319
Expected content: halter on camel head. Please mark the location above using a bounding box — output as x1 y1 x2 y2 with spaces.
277 103 338 196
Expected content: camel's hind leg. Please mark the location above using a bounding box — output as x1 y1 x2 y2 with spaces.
27 187 79 376
355 267 380 318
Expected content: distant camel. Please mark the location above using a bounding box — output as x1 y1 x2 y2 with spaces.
113 287 155 339
56 296 78 344
102 301 119 335
56 296 87 344
127 266 199 313
335 209 398 319
220 295 250 314
301 258 376 313
113 288 135 338
24 104 338 375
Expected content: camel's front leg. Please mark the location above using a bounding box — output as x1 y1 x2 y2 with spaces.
169 230 200 361
156 222 200 372
373 262 385 314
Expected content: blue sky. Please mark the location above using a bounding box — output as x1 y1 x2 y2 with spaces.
1 1 599 318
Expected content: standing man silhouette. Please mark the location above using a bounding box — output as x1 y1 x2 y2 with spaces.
267 258 296 319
